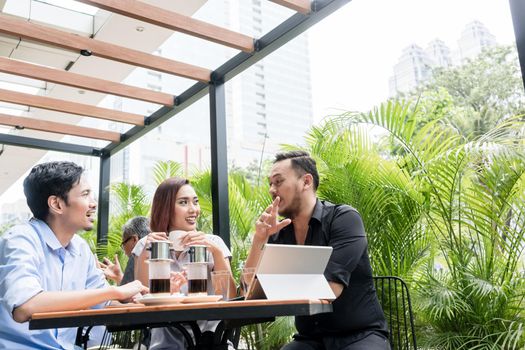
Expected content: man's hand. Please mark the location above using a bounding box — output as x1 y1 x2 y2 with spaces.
113 280 148 302
255 196 291 240
99 254 123 284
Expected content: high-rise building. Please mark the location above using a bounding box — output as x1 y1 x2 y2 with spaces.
425 39 453 68
389 20 497 96
112 0 312 187
458 20 497 61
389 44 435 95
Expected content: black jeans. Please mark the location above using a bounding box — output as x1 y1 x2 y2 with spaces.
282 332 390 350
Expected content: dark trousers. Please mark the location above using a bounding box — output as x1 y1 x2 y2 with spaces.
282 332 390 350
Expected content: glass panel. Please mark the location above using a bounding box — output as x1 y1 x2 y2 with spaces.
3 0 96 35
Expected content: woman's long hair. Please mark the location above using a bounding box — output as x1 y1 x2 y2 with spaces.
150 177 190 233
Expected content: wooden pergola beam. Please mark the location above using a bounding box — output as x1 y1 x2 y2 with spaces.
0 14 211 82
0 57 174 106
0 88 145 125
269 0 311 14
0 113 121 142
76 0 255 52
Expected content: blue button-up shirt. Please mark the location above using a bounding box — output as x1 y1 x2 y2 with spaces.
0 219 107 350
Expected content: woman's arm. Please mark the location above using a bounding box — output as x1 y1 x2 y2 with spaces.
182 232 237 298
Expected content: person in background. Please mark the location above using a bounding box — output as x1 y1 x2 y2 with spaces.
0 161 147 350
99 216 151 285
244 151 390 350
135 177 236 349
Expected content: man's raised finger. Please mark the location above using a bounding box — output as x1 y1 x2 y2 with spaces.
271 196 280 216
276 218 292 231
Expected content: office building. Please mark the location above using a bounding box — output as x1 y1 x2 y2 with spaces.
389 20 497 96
113 0 313 187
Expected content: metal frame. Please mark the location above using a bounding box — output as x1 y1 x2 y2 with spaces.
0 133 103 156
209 82 230 246
99 0 351 245
5 0 523 245
97 154 111 244
510 0 525 90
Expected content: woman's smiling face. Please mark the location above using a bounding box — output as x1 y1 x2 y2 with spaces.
169 184 200 231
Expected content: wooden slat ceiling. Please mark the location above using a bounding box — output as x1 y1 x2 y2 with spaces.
0 0 310 146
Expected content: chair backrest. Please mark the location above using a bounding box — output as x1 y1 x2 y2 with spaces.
373 276 417 350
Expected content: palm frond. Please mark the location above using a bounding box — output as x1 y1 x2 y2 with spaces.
153 160 183 185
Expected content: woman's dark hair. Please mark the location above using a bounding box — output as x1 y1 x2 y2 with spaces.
274 150 319 190
150 177 190 233
23 161 84 221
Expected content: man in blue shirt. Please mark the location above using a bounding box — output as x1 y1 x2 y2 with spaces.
0 161 147 350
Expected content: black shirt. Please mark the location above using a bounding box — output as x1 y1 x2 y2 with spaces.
268 199 388 339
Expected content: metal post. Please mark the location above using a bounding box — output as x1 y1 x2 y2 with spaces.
209 81 231 248
97 153 111 245
510 0 525 90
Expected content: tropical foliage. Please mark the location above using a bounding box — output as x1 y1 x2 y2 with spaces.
409 45 525 138
293 98 525 349
190 169 292 349
86 45 525 350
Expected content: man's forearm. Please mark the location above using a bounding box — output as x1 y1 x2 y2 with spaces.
13 287 119 323
244 234 267 269
328 281 344 298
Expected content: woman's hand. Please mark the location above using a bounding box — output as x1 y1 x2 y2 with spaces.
182 231 232 275
170 271 187 294
136 232 169 286
139 232 169 258
145 231 169 243
181 231 221 255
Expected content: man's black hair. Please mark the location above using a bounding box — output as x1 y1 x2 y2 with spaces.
274 150 319 190
23 161 84 221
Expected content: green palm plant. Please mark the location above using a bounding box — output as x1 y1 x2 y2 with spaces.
319 100 525 349
153 160 184 185
284 111 432 280
190 169 271 273
96 182 151 266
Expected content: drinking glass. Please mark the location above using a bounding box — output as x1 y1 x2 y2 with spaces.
240 267 256 295
186 262 208 295
211 270 231 300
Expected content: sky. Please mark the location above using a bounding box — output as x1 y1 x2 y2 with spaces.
308 0 516 123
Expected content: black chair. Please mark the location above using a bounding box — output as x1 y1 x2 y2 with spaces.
76 328 148 350
373 276 417 350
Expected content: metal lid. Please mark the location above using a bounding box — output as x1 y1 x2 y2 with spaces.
188 245 208 263
147 240 173 260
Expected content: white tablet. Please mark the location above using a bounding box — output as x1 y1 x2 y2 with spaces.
246 244 336 300
257 244 333 274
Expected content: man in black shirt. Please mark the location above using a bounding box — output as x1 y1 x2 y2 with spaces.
245 151 389 349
